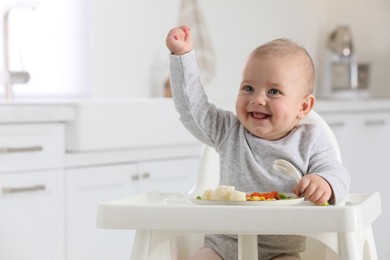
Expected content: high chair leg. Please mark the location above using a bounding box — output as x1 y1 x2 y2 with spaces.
363 227 378 260
238 234 258 260
131 230 152 260
338 232 364 260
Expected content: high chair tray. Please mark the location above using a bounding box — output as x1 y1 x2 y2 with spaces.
97 191 380 234
97 191 381 260
189 195 304 206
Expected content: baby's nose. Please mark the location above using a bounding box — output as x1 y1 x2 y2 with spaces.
251 93 267 105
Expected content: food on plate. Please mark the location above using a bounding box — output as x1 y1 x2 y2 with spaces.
200 185 246 202
197 185 295 202
247 191 280 201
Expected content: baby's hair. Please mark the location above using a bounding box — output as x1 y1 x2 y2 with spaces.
250 38 315 94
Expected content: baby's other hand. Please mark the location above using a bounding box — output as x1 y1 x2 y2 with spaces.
166 26 193 55
292 174 333 205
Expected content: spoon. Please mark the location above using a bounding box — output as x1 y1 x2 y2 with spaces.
273 159 302 183
273 160 329 206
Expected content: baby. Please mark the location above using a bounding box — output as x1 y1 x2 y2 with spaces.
166 26 350 260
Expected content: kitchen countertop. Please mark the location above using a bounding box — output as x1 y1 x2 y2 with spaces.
1 98 390 151
315 99 390 113
215 98 390 113
64 98 199 152
0 100 76 123
1 98 390 124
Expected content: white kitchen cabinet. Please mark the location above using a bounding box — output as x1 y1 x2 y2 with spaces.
137 158 199 192
319 110 390 260
0 124 64 173
66 164 137 260
0 123 65 260
65 157 199 260
320 112 390 191
0 170 64 260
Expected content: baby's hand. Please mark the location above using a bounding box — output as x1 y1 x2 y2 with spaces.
292 174 333 205
166 26 193 55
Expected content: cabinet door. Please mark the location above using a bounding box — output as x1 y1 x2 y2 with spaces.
348 112 390 260
0 170 64 260
321 113 355 168
322 111 390 260
346 113 390 191
66 164 137 260
137 157 200 193
322 112 390 192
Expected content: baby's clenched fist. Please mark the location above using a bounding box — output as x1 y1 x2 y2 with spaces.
166 26 193 55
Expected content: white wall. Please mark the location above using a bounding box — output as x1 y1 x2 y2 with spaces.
1 0 389 100
199 0 329 103
83 0 181 98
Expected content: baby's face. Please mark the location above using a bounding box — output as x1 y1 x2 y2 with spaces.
235 55 313 140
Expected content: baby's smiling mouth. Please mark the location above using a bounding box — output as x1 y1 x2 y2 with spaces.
250 112 270 120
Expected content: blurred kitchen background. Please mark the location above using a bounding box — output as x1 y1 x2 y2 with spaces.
1 0 390 260
1 0 389 101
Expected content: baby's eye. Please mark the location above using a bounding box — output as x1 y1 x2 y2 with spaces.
242 85 254 92
267 88 281 96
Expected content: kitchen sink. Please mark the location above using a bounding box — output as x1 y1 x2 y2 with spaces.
65 98 198 152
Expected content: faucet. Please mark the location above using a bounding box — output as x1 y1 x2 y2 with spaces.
1 1 38 99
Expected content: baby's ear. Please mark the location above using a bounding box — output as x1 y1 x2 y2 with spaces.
298 94 315 119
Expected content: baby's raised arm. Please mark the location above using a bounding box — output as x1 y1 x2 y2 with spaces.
166 26 193 55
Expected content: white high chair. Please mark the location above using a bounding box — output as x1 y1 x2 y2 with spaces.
96 110 382 260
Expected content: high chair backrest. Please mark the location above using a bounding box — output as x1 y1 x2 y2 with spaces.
189 110 341 197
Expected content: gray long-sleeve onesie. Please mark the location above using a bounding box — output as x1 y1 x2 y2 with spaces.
169 50 351 260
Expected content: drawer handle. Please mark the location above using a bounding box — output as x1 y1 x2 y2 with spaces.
131 173 151 181
0 146 43 154
131 174 140 181
365 120 386 126
2 184 46 194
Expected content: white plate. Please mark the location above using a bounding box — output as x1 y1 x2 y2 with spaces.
190 195 304 206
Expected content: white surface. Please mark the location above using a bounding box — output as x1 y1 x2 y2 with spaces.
97 191 381 260
216 99 390 114
0 103 74 123
67 157 200 260
315 99 390 113
65 143 202 168
65 98 199 152
0 98 200 152
0 122 66 259
0 98 389 152
0 170 65 260
97 191 381 232
320 110 390 260
66 164 137 260
190 196 304 206
0 124 65 173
